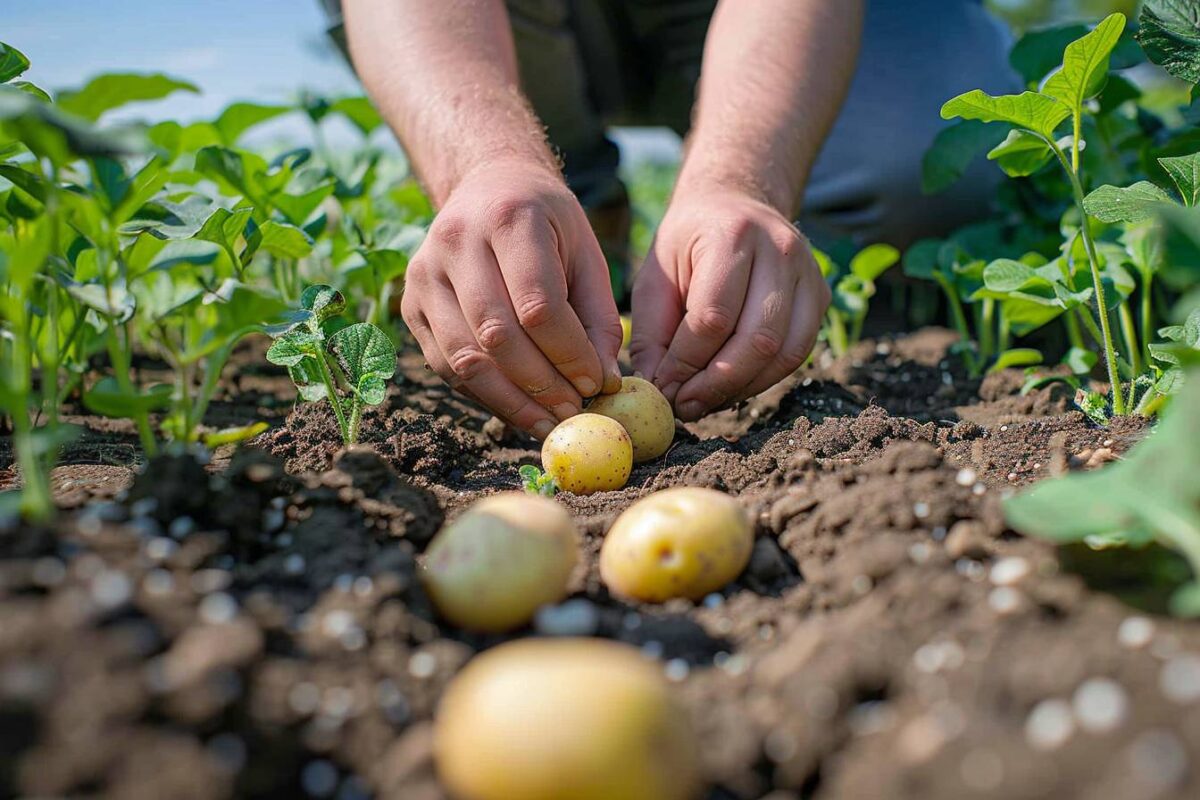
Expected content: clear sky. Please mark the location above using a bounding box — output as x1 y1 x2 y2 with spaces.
5 0 682 159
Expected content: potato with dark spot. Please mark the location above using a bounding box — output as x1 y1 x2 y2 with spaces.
435 638 702 800
542 413 633 494
587 376 675 462
421 492 578 632
600 487 752 602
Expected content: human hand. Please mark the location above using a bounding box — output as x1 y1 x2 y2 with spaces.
401 160 623 439
630 188 830 422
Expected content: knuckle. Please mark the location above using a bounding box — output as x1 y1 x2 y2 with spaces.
483 196 538 234
720 216 755 247
750 328 784 359
693 304 737 339
429 214 468 250
514 291 557 329
779 345 810 372
446 345 489 384
474 316 512 352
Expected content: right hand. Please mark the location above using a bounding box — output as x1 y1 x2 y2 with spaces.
400 159 623 439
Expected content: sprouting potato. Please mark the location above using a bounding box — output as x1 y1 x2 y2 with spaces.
435 638 702 800
542 412 633 495
587 376 675 463
600 487 752 602
421 492 578 632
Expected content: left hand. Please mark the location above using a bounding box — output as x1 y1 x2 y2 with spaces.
630 188 830 422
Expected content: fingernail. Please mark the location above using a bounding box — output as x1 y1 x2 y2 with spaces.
575 377 598 397
532 420 555 440
553 402 578 421
678 401 704 421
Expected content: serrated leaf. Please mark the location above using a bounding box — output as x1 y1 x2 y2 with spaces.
1138 0 1200 84
1042 14 1127 113
941 90 1070 139
1083 181 1174 223
57 73 198 121
849 244 899 282
987 129 1054 177
921 120 1009 194
327 322 396 390
0 42 31 84
1158 153 1200 206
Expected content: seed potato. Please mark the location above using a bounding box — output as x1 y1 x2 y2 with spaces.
600 487 752 602
421 492 578 632
587 376 675 462
435 638 701 800
541 412 633 494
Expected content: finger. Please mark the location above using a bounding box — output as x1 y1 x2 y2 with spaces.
651 231 753 403
412 282 560 439
489 213 605 398
567 229 624 394
446 241 582 419
732 268 829 402
675 244 797 421
629 241 682 385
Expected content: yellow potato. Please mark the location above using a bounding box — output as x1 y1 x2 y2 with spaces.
587 376 675 462
435 638 701 800
421 492 578 632
600 487 752 602
542 413 633 495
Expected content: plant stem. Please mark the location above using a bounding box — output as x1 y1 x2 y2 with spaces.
997 304 1010 354
1065 309 1085 350
1118 303 1142 376
347 401 362 445
849 315 865 349
1051 143 1126 414
315 349 351 444
825 310 849 358
980 298 996 363
105 323 158 456
935 274 979 376
1139 269 1154 367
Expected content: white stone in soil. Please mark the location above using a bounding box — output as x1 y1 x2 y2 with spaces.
1117 616 1155 649
534 599 600 637
989 556 1031 586
1072 678 1129 733
1159 654 1200 704
198 592 238 624
1025 698 1074 751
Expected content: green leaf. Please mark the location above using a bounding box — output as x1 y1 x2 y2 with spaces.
273 181 334 226
64 280 136 322
330 97 383 136
989 348 1043 374
983 259 1040 293
1158 153 1200 206
849 244 899 282
265 330 323 368
987 129 1054 177
245 220 314 261
57 73 198 121
203 421 269 449
1083 181 1174 223
1042 14 1127 113
1153 204 1200 291
921 120 1009 194
301 284 347 324
902 239 942 280
327 322 396 404
0 42 31 83
1138 0 1200 84
1170 582 1200 617
1063 346 1099 375
213 102 291 145
940 90 1070 139
0 86 146 163
83 378 171 418
195 207 253 268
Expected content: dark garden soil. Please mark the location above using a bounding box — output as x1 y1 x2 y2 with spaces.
3 327 1198 800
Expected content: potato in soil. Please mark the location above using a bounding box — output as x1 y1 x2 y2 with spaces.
587 376 675 462
435 638 701 800
421 492 578 632
600 487 752 602
541 412 633 494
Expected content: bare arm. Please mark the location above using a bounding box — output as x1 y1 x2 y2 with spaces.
343 0 622 438
632 0 863 420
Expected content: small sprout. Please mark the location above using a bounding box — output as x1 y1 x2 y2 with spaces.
519 464 558 497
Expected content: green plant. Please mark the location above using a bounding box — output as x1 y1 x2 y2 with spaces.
816 243 899 358
1005 367 1200 615
266 285 395 445
519 464 558 497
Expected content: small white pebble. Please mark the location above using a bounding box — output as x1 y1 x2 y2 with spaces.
1026 699 1075 751
990 557 1031 586
408 651 437 679
1000 425 1009 432
1117 616 1155 649
908 542 931 564
144 537 177 562
92 570 132 609
988 587 1023 615
1159 654 1200 704
719 654 748 677
288 682 321 715
143 569 174 596
1073 678 1129 733
955 468 977 487
851 575 873 596
198 592 238 624
534 599 600 637
321 610 355 638
972 482 987 496
664 659 689 682
352 576 374 597
283 554 306 575
703 593 724 609
641 640 664 660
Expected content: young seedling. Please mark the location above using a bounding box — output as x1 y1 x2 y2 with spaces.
817 243 900 358
518 464 558 497
266 284 396 445
1005 367 1200 616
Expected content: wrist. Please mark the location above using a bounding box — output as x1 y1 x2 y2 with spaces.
674 143 804 219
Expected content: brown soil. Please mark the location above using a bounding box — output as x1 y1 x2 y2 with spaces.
2 327 1196 800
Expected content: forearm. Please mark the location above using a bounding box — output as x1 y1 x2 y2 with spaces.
677 0 864 218
342 0 560 206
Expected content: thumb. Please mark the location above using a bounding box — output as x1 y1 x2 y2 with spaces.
629 244 682 387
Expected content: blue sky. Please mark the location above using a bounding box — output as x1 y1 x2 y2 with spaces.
5 0 681 159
